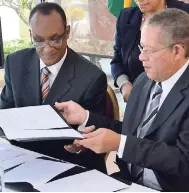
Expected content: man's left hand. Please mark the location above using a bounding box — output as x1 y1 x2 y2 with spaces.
76 128 121 154
64 125 95 154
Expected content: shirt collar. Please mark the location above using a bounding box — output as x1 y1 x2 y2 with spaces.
159 59 189 92
40 48 67 74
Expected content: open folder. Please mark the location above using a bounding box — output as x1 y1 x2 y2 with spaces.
0 105 84 141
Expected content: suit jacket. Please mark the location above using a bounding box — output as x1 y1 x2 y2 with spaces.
0 47 107 172
0 47 107 114
87 65 189 191
111 0 189 85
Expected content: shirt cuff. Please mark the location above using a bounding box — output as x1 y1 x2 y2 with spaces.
116 74 130 89
117 134 127 158
78 110 89 131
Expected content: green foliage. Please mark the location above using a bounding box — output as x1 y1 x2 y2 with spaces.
3 39 32 58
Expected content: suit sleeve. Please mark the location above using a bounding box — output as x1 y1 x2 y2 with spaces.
81 71 107 116
86 111 122 134
0 55 15 109
110 10 126 87
121 111 189 177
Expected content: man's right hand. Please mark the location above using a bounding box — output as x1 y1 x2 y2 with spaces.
121 82 133 102
55 101 88 125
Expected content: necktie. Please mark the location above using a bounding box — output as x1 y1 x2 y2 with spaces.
41 67 50 102
131 83 163 182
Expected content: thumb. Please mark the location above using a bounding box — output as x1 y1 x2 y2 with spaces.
82 125 95 134
83 129 101 139
55 102 68 110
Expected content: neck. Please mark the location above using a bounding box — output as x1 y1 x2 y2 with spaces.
144 1 167 17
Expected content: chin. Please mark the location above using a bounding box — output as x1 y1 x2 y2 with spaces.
42 59 59 66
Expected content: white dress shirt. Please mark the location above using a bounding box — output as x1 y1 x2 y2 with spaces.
117 59 189 190
40 49 67 87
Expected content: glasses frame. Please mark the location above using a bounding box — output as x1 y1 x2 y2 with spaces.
30 32 67 49
138 42 184 56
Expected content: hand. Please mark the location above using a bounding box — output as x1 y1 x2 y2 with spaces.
55 101 87 125
76 128 121 154
64 126 95 153
64 142 86 154
121 82 133 102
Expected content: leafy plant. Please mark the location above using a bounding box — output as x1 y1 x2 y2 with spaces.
3 39 32 58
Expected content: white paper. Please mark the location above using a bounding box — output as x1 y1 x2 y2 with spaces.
36 170 129 192
0 154 39 170
4 158 75 187
6 128 83 141
0 147 24 162
0 105 69 131
120 183 158 192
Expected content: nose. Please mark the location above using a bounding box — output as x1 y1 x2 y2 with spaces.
42 42 54 53
139 52 147 62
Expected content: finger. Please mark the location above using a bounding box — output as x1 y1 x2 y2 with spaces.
64 145 81 153
77 138 93 149
82 125 95 133
73 140 82 146
83 129 101 138
55 102 69 110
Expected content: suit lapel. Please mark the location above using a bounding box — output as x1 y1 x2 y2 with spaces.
43 48 75 105
22 50 41 105
145 65 189 137
131 80 154 134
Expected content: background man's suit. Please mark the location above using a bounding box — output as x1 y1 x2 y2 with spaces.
86 66 189 191
0 47 107 172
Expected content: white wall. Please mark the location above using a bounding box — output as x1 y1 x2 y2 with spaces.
0 6 20 41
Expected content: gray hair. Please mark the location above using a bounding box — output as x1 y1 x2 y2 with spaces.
145 8 189 57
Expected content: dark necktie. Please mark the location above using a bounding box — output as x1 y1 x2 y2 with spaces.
41 67 50 102
131 83 163 182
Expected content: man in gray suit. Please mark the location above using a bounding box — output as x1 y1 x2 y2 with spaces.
56 9 189 191
0 2 107 172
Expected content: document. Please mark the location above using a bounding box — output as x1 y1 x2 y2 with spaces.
0 105 83 141
35 170 129 192
0 144 25 162
4 158 75 187
0 154 39 171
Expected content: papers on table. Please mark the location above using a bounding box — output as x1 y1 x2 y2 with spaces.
1 154 39 171
0 105 83 141
4 158 75 187
35 170 129 192
0 142 39 170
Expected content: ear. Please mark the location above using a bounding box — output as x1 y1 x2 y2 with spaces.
66 25 70 39
172 44 185 61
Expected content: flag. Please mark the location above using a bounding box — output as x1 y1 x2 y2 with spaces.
106 0 137 17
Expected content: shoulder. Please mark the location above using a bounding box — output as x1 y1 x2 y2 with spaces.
68 48 106 78
7 48 36 61
118 7 141 23
133 72 149 87
167 0 189 13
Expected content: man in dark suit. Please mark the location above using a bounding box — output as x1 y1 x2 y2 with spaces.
56 9 189 191
0 2 107 172
111 0 189 102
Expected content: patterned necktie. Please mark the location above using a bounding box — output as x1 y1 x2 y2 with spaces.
138 82 163 138
131 82 163 182
41 67 50 102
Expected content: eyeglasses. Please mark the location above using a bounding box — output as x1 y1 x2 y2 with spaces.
138 44 176 56
31 32 67 49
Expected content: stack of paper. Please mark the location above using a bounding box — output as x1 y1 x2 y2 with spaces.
0 142 39 170
0 105 83 141
4 158 75 187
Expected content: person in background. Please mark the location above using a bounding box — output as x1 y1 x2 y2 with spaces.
56 8 189 191
111 0 189 101
0 2 107 172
